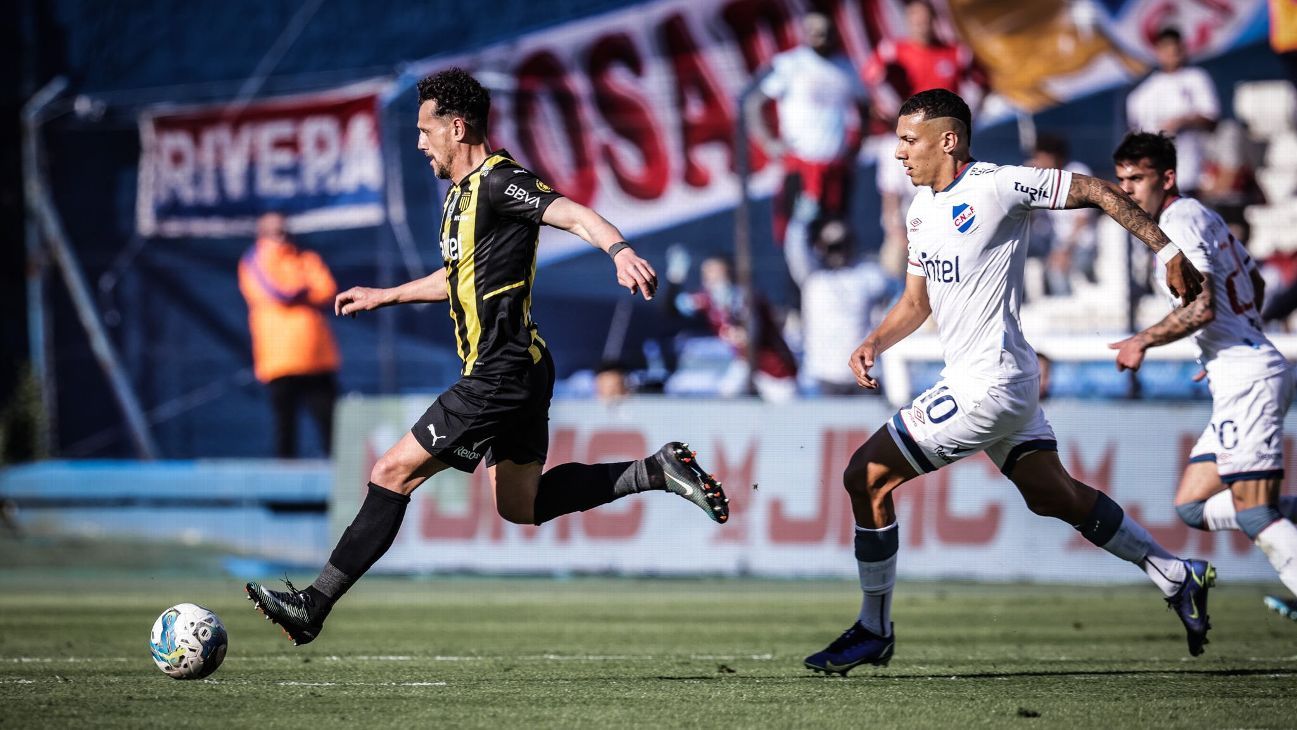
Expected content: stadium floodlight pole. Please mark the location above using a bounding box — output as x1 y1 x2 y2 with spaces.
734 80 762 397
22 77 160 460
19 78 61 458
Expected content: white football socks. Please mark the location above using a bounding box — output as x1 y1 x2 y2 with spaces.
1256 518 1297 598
1203 491 1297 531
857 556 895 637
855 523 897 638
1100 514 1185 596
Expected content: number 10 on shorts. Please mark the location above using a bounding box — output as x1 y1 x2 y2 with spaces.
917 385 960 424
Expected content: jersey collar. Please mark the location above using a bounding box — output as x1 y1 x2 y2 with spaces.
939 160 976 194
1156 193 1181 222
454 148 515 187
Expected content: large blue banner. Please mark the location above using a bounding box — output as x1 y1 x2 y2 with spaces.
136 81 388 238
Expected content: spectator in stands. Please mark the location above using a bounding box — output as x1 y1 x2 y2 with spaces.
786 216 898 395
744 11 870 254
594 360 632 404
1199 119 1265 236
664 250 798 401
865 0 987 277
238 212 340 458
1026 133 1098 296
1126 27 1220 197
863 0 987 122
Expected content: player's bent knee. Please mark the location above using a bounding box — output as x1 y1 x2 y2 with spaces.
369 456 415 495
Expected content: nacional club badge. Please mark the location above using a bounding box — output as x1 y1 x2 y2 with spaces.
952 203 977 233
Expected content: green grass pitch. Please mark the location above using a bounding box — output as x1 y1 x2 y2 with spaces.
2 538 1296 728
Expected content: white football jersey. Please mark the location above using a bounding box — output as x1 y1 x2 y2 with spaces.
905 162 1072 382
1154 197 1288 380
759 46 868 162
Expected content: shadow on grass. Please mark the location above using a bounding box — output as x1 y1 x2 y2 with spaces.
654 666 1297 681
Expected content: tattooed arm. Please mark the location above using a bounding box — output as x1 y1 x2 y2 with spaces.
1107 277 1215 372
1064 173 1204 302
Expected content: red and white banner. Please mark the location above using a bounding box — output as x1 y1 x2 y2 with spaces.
403 0 1265 262
334 397 1295 583
137 81 387 238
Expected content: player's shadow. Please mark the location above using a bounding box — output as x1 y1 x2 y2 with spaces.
653 667 1293 681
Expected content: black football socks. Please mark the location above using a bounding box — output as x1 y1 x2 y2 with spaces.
532 458 656 525
306 483 410 614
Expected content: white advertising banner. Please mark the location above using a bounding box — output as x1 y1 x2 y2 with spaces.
334 397 1295 583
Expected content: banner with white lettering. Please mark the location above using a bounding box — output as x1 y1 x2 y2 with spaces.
136 81 387 237
334 397 1294 583
404 0 1264 262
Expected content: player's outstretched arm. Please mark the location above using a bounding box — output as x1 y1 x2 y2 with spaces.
1108 276 1215 372
542 198 657 300
334 268 449 317
1063 173 1204 302
849 273 931 389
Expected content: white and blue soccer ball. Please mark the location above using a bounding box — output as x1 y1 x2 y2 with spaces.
149 603 228 679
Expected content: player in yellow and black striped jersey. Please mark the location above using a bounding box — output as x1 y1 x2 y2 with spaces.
243 68 731 647
437 149 560 378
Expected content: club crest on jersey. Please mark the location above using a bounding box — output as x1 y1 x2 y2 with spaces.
952 203 977 234
458 192 473 212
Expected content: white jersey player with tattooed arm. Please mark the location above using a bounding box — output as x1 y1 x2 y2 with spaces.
804 89 1214 677
1108 131 1297 623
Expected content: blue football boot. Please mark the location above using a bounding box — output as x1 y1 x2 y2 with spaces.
1166 559 1215 656
1263 595 1297 622
804 621 894 676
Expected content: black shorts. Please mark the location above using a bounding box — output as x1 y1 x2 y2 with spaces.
411 350 555 472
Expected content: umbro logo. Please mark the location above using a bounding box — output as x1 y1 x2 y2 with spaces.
908 217 922 231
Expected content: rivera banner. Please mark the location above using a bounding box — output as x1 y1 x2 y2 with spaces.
136 81 387 238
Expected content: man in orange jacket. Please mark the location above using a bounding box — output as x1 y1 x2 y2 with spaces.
238 212 340 457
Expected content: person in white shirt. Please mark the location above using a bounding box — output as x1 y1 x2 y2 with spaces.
1026 133 1098 296
1125 27 1220 196
1108 131 1297 623
744 12 870 251
784 216 899 395
803 88 1212 676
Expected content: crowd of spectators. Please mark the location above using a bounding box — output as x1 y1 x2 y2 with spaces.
254 2 1297 408
606 0 1297 402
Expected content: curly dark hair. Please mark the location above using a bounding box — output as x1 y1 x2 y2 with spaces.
416 67 491 132
1113 131 1177 174
898 88 972 143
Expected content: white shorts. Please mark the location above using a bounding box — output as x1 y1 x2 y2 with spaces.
1189 366 1295 482
887 376 1056 477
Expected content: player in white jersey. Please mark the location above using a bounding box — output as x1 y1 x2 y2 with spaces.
804 89 1213 676
1108 132 1297 623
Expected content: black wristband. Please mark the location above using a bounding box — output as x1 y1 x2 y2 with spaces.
607 241 632 259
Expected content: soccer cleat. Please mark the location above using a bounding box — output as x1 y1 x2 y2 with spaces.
245 579 325 646
804 621 895 676
1165 559 1215 656
1264 595 1297 622
652 441 729 524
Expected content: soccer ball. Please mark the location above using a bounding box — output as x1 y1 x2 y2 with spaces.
149 603 228 679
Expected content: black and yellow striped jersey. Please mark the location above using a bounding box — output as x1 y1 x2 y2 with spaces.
438 149 562 376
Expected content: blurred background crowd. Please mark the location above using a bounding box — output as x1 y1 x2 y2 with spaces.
5 0 1297 461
